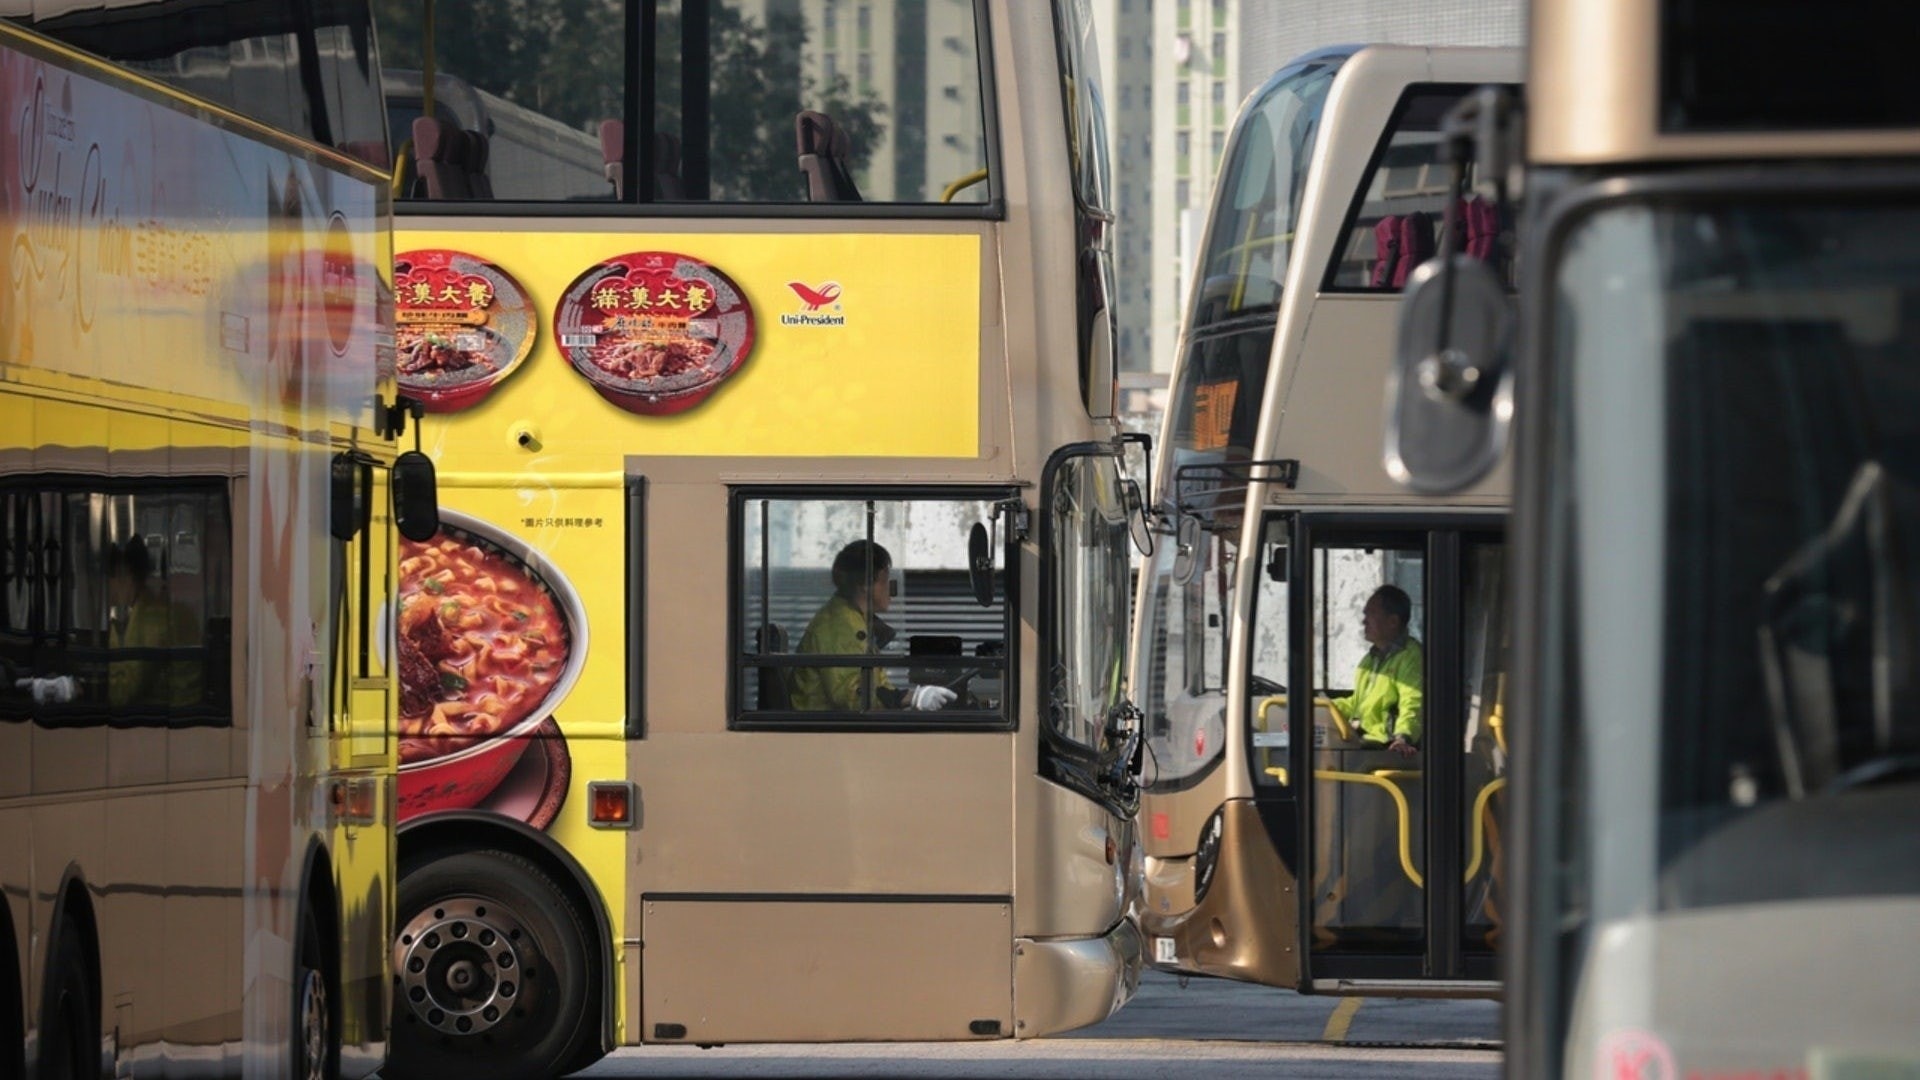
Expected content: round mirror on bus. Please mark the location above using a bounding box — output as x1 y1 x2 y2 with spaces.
968 522 994 607
1383 254 1514 494
1171 515 1202 587
392 450 441 543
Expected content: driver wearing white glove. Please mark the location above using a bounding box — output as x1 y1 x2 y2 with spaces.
16 675 79 705
792 541 961 713
903 683 958 711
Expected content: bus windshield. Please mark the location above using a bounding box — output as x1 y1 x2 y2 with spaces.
1165 53 1340 471
1546 195 1920 1059
1554 195 1920 917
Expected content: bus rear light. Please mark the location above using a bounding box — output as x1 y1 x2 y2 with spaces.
588 781 637 828
1151 812 1170 840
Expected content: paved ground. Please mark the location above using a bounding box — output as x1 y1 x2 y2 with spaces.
573 971 1504 1078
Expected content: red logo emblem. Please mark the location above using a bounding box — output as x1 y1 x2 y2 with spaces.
787 281 842 310
1596 1030 1676 1080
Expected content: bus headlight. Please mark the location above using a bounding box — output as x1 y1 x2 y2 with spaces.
1192 809 1224 904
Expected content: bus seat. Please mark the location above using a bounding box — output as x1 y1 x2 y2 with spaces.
411 117 472 200
599 119 624 197
597 122 685 200
795 110 862 202
1371 212 1435 289
462 129 495 199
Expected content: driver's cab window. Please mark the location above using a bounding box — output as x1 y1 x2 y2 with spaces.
1248 519 1291 788
735 491 1012 727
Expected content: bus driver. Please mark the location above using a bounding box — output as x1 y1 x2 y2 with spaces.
1329 584 1423 757
791 540 958 712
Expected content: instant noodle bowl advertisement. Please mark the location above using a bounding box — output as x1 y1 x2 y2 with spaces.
553 250 756 415
395 509 588 827
395 249 537 412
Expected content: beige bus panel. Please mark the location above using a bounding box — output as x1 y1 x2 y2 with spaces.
1529 0 1920 165
641 899 1014 1043
1563 898 1920 1078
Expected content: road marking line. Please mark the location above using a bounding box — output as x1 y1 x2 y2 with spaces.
1322 997 1363 1042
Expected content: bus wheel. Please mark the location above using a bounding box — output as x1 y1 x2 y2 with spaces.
294 905 337 1080
39 921 95 1080
388 850 596 1080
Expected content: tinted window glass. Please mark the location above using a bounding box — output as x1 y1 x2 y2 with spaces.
1663 0 1920 132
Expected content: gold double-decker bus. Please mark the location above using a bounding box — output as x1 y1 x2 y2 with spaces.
1386 0 1920 1074
1132 44 1520 998
368 2 1146 1075
0 1 426 1076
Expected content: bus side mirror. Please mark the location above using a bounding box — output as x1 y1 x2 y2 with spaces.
392 450 440 542
1383 255 1514 494
967 522 994 607
330 452 373 542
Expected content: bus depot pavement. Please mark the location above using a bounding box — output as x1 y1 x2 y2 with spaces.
572 971 1502 1078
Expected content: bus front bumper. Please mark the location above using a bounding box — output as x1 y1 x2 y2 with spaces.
1012 916 1144 1038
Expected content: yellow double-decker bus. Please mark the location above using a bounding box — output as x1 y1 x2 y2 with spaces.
0 1 425 1076
370 1 1145 1076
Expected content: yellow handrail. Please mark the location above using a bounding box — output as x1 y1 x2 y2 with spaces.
940 168 990 203
1464 777 1507 882
391 139 414 199
1254 694 1351 742
1315 770 1423 888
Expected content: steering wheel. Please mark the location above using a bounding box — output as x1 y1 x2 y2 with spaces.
1248 674 1286 696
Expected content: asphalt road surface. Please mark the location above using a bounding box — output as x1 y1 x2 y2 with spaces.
573 971 1503 1078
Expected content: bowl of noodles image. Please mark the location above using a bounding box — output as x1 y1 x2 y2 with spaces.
395 509 589 818
553 250 757 416
395 324 523 413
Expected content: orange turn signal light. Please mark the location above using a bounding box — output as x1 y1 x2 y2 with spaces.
588 781 636 829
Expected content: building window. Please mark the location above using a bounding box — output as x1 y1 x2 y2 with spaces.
1122 85 1133 109
1178 81 1191 105
1121 36 1131 59
1212 31 1225 61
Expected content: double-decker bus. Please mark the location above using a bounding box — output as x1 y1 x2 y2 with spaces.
368 1 1144 1076
1131 44 1521 997
1385 0 1920 1075
0 0 425 1076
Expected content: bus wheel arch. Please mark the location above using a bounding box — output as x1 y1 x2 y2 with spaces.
391 816 608 1079
296 844 342 1080
1 892 23 1080
39 871 100 1080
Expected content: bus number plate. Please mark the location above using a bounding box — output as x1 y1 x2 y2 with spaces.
1153 937 1178 964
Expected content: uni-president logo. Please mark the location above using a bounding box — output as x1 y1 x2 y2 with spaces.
781 281 846 328
787 281 841 310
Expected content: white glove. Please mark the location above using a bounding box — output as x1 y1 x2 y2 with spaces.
16 676 78 705
905 684 958 711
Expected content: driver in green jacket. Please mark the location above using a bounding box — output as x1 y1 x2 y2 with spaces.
1328 584 1423 757
791 541 957 712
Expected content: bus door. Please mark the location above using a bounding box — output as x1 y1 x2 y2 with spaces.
1252 513 1504 990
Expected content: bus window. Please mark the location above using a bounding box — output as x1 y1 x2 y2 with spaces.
379 0 992 204
1324 85 1511 292
1138 526 1236 791
1310 541 1425 950
1163 54 1341 474
735 491 1013 725
1248 520 1291 790
1188 55 1339 330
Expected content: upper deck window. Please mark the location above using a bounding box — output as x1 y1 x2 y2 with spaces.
377 0 993 208
1324 85 1515 292
11 0 388 164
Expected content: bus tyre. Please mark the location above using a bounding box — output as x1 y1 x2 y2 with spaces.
294 904 337 1080
389 850 598 1080
39 921 94 1080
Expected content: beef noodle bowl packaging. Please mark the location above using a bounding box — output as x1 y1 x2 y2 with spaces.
553 250 756 415
394 249 538 413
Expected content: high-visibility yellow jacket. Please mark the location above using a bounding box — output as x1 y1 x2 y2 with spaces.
790 594 894 711
1330 636 1423 745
